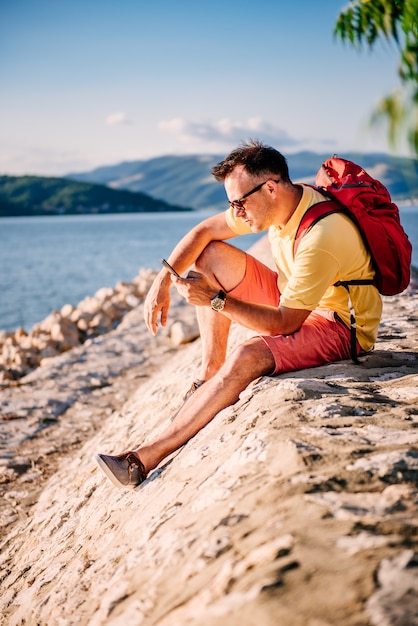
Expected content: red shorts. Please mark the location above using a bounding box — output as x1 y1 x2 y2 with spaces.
228 253 356 375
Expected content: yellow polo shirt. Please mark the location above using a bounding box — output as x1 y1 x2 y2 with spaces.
225 184 382 351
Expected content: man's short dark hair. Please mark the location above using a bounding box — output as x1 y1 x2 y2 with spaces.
212 139 290 183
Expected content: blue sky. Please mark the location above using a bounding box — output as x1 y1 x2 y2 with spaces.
0 0 403 176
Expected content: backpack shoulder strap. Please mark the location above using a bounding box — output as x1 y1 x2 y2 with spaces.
293 200 343 257
293 198 373 365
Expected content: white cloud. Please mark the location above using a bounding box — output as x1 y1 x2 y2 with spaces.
0 144 99 176
105 112 133 126
157 116 333 151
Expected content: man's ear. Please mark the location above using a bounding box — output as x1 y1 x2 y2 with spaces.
266 179 280 196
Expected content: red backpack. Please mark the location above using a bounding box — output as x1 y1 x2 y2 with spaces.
294 156 412 361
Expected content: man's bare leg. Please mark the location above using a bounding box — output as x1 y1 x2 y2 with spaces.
194 241 247 381
134 336 275 474
196 307 231 380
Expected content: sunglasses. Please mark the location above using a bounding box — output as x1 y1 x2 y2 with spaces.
228 179 281 211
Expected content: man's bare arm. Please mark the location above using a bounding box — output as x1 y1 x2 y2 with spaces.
174 271 311 336
144 213 237 335
222 297 311 336
163 213 237 275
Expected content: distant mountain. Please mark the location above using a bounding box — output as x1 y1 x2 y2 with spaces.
69 155 224 211
0 175 191 218
68 151 418 212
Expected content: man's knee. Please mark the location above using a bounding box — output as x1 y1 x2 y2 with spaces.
195 241 227 274
224 337 275 379
195 241 247 290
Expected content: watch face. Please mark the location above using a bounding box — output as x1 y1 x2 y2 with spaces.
211 291 226 311
212 297 223 311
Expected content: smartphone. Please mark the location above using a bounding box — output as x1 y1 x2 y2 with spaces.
161 258 181 278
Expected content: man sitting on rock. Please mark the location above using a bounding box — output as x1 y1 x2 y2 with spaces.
96 139 382 488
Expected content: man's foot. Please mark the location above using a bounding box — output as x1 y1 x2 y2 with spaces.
183 379 205 402
95 451 147 488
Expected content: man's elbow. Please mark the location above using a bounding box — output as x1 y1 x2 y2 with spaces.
266 322 302 337
271 307 310 336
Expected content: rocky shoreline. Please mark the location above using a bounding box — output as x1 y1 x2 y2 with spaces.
0 240 417 626
0 271 199 530
0 268 166 383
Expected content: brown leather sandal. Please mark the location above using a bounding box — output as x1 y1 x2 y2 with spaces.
96 450 147 488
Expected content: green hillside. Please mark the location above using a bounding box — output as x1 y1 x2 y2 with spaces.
0 175 192 217
68 152 418 212
3 152 417 218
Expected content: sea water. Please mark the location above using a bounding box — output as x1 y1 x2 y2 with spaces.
0 208 416 332
0 211 260 331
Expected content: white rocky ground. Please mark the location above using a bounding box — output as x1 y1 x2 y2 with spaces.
0 240 417 626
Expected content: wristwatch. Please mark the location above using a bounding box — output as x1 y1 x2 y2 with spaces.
211 290 226 312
